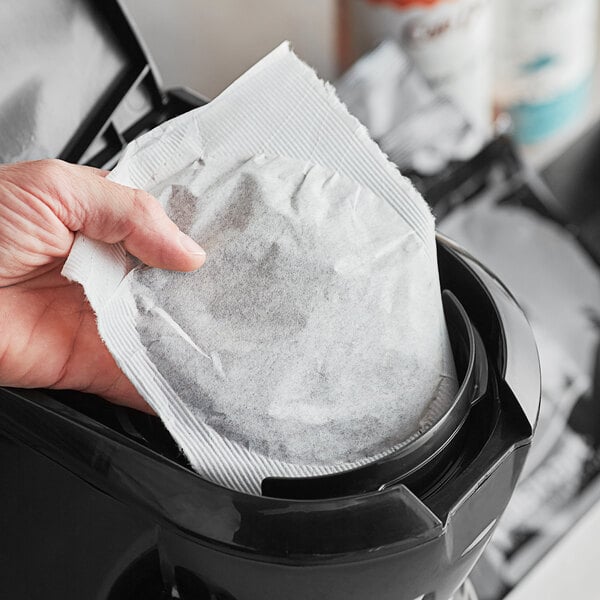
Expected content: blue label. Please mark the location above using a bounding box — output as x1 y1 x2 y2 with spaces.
509 77 592 144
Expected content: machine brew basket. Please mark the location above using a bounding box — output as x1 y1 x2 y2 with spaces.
0 236 540 600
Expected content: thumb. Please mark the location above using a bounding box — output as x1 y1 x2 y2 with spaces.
49 160 206 271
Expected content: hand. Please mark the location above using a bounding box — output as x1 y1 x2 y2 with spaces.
0 159 205 412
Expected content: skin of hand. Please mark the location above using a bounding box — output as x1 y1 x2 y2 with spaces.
0 159 205 413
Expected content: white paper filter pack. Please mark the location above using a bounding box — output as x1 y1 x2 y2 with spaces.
63 43 457 495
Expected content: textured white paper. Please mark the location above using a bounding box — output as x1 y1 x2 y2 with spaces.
63 43 456 494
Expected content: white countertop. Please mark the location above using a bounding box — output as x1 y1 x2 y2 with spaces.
505 496 600 600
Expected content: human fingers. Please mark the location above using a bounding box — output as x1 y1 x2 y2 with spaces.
23 159 206 271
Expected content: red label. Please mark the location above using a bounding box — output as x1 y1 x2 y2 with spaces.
368 0 447 8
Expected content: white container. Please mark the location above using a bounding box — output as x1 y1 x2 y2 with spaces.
494 0 598 144
344 0 494 137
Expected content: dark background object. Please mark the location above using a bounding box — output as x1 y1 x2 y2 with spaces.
543 119 600 265
0 0 206 168
543 121 600 445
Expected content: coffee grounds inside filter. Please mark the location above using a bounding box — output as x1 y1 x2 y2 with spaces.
130 155 454 466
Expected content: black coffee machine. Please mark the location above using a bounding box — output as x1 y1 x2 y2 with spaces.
0 2 541 599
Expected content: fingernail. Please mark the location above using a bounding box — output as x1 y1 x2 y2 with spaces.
179 231 206 256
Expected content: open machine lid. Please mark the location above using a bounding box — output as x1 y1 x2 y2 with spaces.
0 0 165 165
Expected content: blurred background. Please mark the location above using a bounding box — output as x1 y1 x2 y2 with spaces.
121 0 339 99
121 0 600 167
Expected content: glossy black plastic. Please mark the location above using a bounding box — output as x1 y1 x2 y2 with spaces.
0 238 540 599
0 0 206 168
